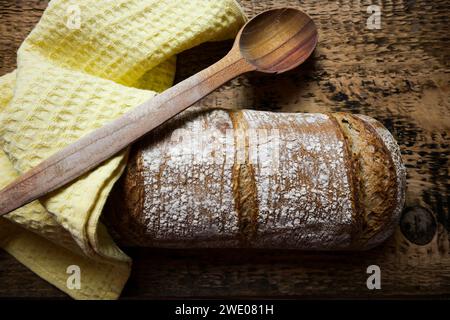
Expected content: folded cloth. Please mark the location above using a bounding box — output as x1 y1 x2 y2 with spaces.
0 0 246 299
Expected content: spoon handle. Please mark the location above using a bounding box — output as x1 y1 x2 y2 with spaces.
0 49 254 217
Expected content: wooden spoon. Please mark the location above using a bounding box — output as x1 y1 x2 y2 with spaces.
0 8 318 216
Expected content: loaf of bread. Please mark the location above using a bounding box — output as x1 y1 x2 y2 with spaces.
103 109 406 250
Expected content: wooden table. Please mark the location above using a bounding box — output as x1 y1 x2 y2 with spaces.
0 0 448 299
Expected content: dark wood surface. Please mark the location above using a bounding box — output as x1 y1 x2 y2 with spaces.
0 0 449 299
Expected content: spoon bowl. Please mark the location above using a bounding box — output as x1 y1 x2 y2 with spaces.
238 8 318 73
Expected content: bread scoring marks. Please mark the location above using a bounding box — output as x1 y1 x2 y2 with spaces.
140 108 355 249
356 115 406 247
140 108 240 246
241 111 354 249
229 111 260 246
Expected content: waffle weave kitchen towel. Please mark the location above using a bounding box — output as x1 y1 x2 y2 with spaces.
0 0 246 299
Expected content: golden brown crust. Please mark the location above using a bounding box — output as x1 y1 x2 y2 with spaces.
102 143 147 246
330 113 399 249
327 113 363 242
104 111 404 250
229 110 260 246
354 114 406 248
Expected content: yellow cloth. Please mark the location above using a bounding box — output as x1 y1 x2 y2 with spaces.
0 0 246 299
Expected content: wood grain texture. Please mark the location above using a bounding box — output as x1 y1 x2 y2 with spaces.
0 0 449 299
238 8 318 73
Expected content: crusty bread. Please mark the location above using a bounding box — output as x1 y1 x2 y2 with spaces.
103 109 405 250
330 113 406 249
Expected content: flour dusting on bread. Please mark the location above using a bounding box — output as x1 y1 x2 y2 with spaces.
105 109 405 250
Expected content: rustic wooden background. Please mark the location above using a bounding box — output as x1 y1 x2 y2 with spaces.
0 0 448 298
